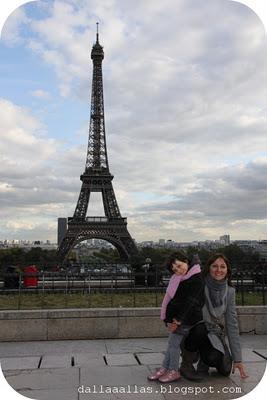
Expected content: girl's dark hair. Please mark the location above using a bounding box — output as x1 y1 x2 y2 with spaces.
165 251 190 274
203 253 232 286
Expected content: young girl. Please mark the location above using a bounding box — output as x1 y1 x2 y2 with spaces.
147 252 204 383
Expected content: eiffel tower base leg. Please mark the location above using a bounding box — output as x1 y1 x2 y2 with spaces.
57 219 138 265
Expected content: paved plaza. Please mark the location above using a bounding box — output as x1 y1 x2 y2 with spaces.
0 335 266 400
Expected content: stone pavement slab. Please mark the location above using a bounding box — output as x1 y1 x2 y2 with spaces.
80 365 150 386
253 348 267 359
136 352 164 365
105 353 139 366
0 356 40 371
40 354 72 368
0 339 108 357
239 335 266 347
241 348 266 362
105 338 167 354
74 353 105 367
4 367 79 390
18 388 79 400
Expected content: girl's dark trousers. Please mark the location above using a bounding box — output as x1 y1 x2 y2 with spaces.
183 322 232 376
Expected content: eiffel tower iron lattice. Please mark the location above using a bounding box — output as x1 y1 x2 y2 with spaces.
58 27 138 263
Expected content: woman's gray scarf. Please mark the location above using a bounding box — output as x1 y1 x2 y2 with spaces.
205 274 228 322
204 276 231 358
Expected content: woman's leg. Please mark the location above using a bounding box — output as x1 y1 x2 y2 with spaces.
201 345 223 368
184 322 207 352
197 335 231 376
190 327 223 368
180 323 207 381
184 323 231 376
216 343 232 377
201 345 231 376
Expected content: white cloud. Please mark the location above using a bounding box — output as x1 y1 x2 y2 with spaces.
30 89 51 99
0 98 56 164
0 5 29 46
0 182 14 193
0 98 72 240
1 0 267 242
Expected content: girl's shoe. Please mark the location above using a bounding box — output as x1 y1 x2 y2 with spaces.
158 369 181 383
147 367 167 381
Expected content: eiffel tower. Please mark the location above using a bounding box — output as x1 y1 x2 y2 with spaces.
58 25 138 263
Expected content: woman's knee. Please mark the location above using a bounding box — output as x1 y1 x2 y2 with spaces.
201 350 222 368
190 322 207 339
184 323 207 351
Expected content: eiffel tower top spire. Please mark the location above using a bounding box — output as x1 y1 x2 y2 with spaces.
91 22 104 60
85 23 108 173
96 22 99 43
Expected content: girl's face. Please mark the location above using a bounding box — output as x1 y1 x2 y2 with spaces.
171 259 189 276
209 257 228 281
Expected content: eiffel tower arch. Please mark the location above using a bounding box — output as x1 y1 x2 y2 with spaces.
58 25 138 263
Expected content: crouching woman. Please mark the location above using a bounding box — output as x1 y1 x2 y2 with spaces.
183 253 248 379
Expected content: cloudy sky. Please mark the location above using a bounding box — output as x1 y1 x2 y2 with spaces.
0 0 267 244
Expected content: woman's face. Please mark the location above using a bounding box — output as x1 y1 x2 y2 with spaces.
209 257 228 281
172 259 188 276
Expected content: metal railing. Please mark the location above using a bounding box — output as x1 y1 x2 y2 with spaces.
0 264 266 310
67 217 127 223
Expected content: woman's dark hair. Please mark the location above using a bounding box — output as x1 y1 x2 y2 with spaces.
165 251 190 274
203 253 232 286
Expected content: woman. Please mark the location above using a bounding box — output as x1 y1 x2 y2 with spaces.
179 253 248 379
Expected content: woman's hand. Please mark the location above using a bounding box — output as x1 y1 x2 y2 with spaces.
232 362 249 379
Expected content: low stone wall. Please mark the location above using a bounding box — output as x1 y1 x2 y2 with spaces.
0 306 266 342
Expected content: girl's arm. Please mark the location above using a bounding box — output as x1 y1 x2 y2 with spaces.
160 291 172 320
160 274 183 320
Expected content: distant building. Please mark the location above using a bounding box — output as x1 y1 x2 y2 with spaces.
220 235 230 246
140 241 154 248
233 240 259 253
195 240 223 250
166 240 179 248
258 240 267 259
57 218 67 246
179 242 191 248
0 240 57 250
32 242 57 250
92 239 113 249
